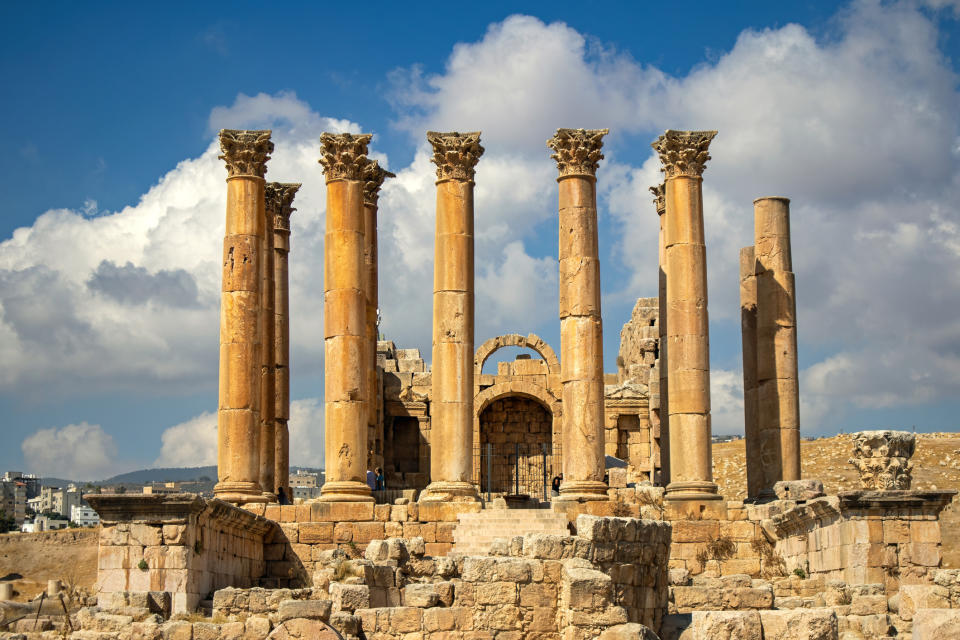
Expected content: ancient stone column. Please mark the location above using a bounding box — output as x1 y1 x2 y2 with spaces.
319 133 374 502
420 131 484 504
652 183 671 487
652 130 721 503
740 246 764 500
362 162 394 474
214 129 273 505
548 128 610 502
754 197 801 483
271 182 300 502
259 187 278 500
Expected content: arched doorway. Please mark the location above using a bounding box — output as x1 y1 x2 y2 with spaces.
473 382 561 498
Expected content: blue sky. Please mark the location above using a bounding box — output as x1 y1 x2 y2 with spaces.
2 1 960 480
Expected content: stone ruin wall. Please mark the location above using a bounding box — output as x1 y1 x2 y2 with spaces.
377 298 664 494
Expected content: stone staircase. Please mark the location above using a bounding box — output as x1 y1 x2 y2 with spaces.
452 508 571 555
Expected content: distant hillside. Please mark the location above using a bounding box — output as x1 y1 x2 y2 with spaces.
98 465 323 486
101 466 217 485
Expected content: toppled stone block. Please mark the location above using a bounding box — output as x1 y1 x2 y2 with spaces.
690 610 761 640
759 608 838 640
898 584 951 621
668 568 691 586
913 608 960 640
598 623 660 639
268 618 341 639
277 599 332 622
773 479 825 501
561 559 612 610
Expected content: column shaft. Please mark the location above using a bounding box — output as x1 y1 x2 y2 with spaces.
421 131 483 503
272 183 300 502
214 129 273 505
653 130 720 502
259 191 276 500
548 128 610 502
362 162 393 478
740 246 764 499
654 184 671 487
754 197 801 485
319 133 374 502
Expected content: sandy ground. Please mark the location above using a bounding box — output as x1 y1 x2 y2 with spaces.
0 529 98 601
712 432 960 567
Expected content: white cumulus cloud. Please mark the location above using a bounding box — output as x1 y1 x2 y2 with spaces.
22 423 119 481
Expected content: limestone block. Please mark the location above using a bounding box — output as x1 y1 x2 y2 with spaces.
161 620 193 640
598 623 660 640
561 561 612 610
403 583 440 607
476 581 518 605
913 608 960 639
309 501 375 522
608 468 628 488
759 608 837 640
688 610 761 640
330 583 370 612
162 525 188 545
130 524 163 547
299 523 334 544
387 606 423 633
277 599 332 622
268 618 341 639
899 584 951 621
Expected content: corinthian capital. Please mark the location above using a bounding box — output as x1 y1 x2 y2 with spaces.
266 183 301 233
218 129 274 178
362 160 396 206
651 130 717 179
650 183 666 216
546 128 609 178
426 131 484 182
319 133 373 181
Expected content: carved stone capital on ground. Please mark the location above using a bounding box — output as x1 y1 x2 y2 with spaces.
426 131 484 182
650 183 666 215
651 130 717 179
265 182 301 232
362 160 395 206
218 129 274 178
848 430 916 490
319 132 373 181
547 128 609 178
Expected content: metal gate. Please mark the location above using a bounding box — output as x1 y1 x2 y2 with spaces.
472 442 562 501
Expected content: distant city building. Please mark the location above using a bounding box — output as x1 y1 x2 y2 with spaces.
38 486 85 519
2 471 40 499
291 486 321 502
0 480 26 525
289 470 320 489
70 505 100 527
33 514 69 531
712 434 743 443
143 482 180 495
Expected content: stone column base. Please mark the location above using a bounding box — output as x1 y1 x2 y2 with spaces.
554 480 609 502
214 481 270 505
318 481 374 503
419 481 481 503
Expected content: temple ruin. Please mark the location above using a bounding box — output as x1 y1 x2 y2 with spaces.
18 127 959 640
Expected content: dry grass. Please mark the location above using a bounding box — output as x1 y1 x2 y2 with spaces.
712 433 960 567
0 529 98 601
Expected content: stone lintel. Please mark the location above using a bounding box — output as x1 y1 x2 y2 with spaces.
837 489 957 513
85 493 274 535
362 160 395 206
651 129 717 179
426 131 484 182
266 182 302 233
218 129 274 178
547 128 608 178
319 132 373 181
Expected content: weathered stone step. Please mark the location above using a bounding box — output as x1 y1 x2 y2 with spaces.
451 508 571 555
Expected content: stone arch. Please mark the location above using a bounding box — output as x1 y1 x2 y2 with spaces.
473 380 562 446
474 333 560 378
